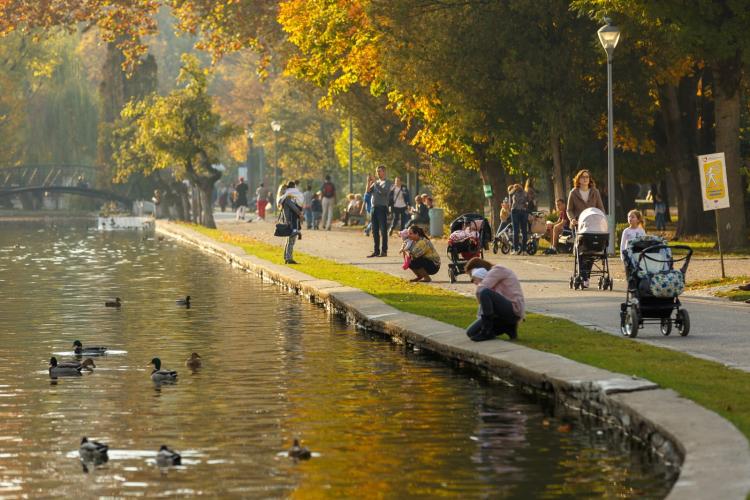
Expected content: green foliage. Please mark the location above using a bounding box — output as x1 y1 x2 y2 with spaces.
421 161 483 221
112 54 238 184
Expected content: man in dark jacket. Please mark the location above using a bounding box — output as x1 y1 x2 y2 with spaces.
366 165 393 257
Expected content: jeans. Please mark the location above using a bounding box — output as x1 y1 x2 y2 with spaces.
578 254 594 280
511 209 528 252
321 197 335 230
284 233 297 262
304 207 313 229
390 206 408 233
466 288 519 341
371 205 389 254
655 212 666 230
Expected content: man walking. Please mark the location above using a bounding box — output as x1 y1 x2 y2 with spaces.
320 174 336 230
366 165 393 257
302 184 314 229
256 183 269 220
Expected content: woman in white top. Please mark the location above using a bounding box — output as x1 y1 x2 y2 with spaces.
620 209 646 261
389 176 411 235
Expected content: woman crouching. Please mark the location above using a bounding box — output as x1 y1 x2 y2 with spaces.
401 225 440 282
464 257 525 341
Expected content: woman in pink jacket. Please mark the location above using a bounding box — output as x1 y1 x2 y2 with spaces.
464 257 525 341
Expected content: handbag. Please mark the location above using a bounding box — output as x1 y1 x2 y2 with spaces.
274 223 293 237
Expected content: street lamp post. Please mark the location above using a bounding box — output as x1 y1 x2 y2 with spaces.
348 116 353 194
246 129 254 191
598 18 620 256
271 120 281 211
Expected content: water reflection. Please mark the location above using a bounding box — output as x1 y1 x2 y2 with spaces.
0 220 675 497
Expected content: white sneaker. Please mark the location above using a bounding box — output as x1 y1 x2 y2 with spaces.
583 279 590 288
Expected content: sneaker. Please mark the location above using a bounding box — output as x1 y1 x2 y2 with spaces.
379 251 388 257
738 283 750 291
506 322 518 340
367 252 380 258
285 259 299 264
583 279 590 289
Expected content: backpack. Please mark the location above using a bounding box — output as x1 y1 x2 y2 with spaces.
322 181 335 198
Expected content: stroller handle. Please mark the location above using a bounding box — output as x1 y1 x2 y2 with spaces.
636 244 693 275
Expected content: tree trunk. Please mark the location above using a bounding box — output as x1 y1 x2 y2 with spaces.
197 182 216 228
550 132 565 206
658 81 713 237
712 58 747 250
477 155 506 231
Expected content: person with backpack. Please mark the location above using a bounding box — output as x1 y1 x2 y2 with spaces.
320 174 336 231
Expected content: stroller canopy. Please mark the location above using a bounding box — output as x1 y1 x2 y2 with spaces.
578 207 608 234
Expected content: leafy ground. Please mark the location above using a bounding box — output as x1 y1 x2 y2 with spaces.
188 224 750 441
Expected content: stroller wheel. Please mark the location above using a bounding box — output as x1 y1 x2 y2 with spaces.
526 239 538 255
621 305 639 338
608 277 614 291
660 318 672 336
597 278 603 290
492 241 499 254
501 242 511 254
676 309 690 336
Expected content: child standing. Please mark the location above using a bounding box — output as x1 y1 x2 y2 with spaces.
311 192 323 230
620 209 646 261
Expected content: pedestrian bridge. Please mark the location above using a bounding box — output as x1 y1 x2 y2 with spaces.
0 164 133 204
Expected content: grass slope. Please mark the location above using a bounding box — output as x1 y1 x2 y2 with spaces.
188 224 750 440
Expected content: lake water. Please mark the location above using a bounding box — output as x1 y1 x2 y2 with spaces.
0 220 675 498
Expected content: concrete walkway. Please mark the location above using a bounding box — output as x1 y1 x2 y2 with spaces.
216 213 750 372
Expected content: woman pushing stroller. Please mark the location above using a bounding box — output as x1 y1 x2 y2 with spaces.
567 169 605 288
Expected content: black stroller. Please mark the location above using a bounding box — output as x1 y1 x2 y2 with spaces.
569 208 613 290
620 235 693 338
447 213 492 283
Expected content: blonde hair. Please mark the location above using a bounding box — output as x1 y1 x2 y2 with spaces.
628 209 644 227
573 169 596 189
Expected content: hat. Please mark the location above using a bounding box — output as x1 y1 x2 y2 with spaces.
470 268 488 280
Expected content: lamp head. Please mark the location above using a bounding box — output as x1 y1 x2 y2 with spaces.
597 17 620 58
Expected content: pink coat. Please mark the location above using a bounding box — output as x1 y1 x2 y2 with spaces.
477 265 525 319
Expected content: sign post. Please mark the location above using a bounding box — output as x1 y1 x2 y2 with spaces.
697 152 730 278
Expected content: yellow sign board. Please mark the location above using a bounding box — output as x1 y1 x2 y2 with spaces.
697 153 730 211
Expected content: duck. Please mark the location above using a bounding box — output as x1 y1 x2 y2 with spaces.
79 437 109 465
104 297 121 308
288 438 312 460
57 358 96 371
156 445 182 467
185 352 202 370
73 340 107 356
49 357 82 377
176 296 191 308
150 358 178 383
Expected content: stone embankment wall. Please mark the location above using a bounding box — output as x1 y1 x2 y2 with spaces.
157 221 750 500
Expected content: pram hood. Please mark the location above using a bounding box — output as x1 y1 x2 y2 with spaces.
449 213 492 246
578 207 608 234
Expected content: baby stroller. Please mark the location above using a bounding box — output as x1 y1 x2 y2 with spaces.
620 235 693 338
492 213 542 255
447 213 492 283
569 207 613 290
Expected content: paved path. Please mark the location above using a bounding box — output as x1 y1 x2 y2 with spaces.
215 213 750 372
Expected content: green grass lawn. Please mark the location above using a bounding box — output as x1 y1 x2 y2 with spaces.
187 224 750 441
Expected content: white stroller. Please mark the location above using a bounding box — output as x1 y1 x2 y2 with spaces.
569 207 613 290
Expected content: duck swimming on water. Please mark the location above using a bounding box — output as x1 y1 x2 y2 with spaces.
150 358 178 383
176 296 191 308
57 358 96 371
105 297 121 308
156 445 182 467
288 438 312 460
49 357 83 377
79 437 109 466
73 340 107 356
185 352 202 370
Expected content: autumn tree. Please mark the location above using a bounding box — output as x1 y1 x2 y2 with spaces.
113 54 238 227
